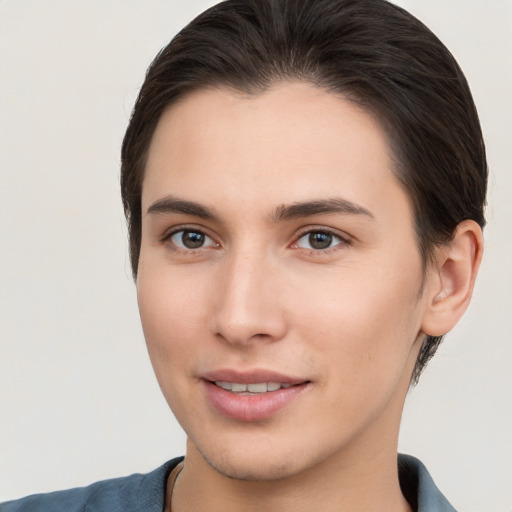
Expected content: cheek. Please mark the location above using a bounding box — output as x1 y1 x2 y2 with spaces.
136 268 207 375
290 260 424 385
136 270 208 425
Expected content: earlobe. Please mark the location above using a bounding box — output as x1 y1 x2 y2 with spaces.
421 220 484 336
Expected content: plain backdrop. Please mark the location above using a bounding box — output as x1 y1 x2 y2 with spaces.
0 1 511 510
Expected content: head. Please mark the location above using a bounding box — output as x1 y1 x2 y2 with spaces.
121 0 487 385
122 0 487 483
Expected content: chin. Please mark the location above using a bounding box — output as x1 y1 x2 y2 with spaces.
204 453 300 482
195 440 310 482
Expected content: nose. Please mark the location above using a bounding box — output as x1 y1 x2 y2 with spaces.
209 250 287 346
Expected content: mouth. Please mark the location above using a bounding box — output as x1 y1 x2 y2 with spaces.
201 371 310 421
212 381 294 395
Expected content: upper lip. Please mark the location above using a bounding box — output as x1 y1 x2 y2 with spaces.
201 368 308 385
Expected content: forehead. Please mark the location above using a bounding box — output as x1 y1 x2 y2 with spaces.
142 82 410 227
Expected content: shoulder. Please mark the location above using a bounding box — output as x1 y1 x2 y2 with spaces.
0 457 184 512
398 454 457 512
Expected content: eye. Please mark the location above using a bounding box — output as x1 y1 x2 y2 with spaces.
169 229 217 250
296 230 346 251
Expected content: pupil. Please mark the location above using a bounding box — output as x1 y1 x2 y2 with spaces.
309 232 332 250
182 231 204 248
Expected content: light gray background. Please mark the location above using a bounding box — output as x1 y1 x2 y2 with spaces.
0 1 511 510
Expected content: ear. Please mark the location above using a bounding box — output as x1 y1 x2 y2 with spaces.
421 220 484 337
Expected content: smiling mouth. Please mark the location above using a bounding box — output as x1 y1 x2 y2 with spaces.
204 378 310 420
212 381 308 395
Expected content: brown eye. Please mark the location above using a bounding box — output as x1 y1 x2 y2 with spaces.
296 230 345 251
170 230 215 249
308 232 332 250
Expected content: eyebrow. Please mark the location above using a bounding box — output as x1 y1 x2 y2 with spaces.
147 196 217 219
146 195 374 222
271 198 374 222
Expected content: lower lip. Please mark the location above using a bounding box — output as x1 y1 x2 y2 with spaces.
203 381 309 422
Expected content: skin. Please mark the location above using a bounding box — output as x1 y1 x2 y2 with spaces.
136 82 482 512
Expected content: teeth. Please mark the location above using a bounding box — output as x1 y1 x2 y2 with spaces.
215 381 233 390
247 383 267 393
214 381 293 394
267 382 281 391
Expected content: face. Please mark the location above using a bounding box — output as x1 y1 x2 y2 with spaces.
137 82 434 481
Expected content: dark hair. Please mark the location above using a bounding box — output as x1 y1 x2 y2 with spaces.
121 0 487 383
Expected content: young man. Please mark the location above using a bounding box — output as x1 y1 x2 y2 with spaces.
2 0 486 511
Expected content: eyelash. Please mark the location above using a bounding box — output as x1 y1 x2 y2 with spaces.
161 226 351 256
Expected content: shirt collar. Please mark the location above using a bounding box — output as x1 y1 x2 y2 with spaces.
398 454 457 512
